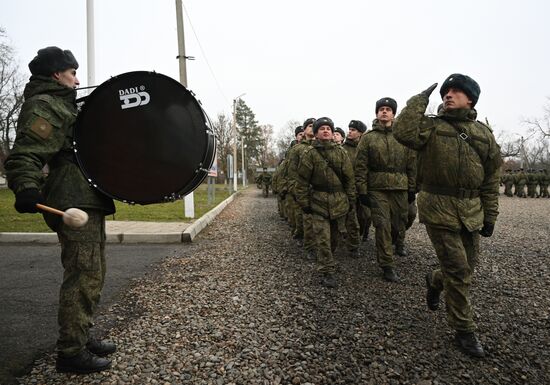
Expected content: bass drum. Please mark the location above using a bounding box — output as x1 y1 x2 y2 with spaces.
74 71 216 205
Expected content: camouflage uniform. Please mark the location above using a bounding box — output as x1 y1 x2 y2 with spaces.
341 138 363 253
5 76 115 356
539 170 550 198
272 161 285 218
514 171 527 197
355 120 416 269
287 138 318 250
526 171 539 198
295 141 356 273
260 171 272 197
502 172 514 197
393 91 501 333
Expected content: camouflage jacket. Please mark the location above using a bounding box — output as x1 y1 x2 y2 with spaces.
5 76 115 214
502 173 514 186
260 172 272 185
295 140 355 219
354 120 416 194
393 92 502 232
286 138 314 196
526 172 539 186
342 137 360 163
539 172 550 186
514 172 527 186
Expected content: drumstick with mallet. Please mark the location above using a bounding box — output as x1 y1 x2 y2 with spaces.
36 203 89 228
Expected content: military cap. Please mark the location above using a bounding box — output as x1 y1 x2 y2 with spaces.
439 73 480 107
28 46 79 76
313 117 334 134
303 118 316 129
348 119 367 133
375 97 397 114
334 126 346 138
294 126 304 136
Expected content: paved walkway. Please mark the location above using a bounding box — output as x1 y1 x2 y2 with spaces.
0 193 237 244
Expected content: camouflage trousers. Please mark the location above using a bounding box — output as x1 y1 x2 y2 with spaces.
504 183 514 197
46 210 107 357
302 212 315 252
293 203 304 238
406 201 417 230
541 184 549 197
263 184 270 197
311 213 342 273
344 206 360 251
277 195 285 218
426 225 479 333
527 184 538 198
369 190 408 268
515 185 526 197
284 195 296 231
357 201 371 239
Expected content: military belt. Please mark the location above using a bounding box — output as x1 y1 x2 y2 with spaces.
311 185 345 193
422 184 480 199
369 167 406 174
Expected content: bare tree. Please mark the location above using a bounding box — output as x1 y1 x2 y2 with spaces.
523 138 549 169
523 97 550 138
0 27 25 173
210 112 232 182
275 119 300 160
495 131 521 158
257 123 276 167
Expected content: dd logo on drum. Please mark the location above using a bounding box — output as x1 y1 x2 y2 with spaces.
118 85 151 110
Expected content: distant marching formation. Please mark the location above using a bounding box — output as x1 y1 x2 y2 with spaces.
254 73 531 359
500 169 550 198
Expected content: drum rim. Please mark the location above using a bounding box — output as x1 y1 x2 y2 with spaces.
73 70 216 205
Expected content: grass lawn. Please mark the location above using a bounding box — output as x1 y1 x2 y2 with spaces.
0 183 233 232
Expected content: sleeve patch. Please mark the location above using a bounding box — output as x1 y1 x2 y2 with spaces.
30 117 53 139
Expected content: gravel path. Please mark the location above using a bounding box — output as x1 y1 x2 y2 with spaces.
18 189 550 385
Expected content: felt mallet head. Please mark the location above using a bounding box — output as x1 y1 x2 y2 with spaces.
63 208 89 228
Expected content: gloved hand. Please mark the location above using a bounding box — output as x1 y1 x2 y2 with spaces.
358 194 370 207
302 206 313 215
408 191 416 204
14 188 44 213
421 83 438 98
479 222 494 237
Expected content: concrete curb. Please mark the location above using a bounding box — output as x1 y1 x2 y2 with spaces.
182 191 238 242
0 192 239 244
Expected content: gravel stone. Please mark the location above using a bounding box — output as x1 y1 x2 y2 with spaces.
15 189 550 384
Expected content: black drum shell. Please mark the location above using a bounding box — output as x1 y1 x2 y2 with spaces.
74 71 215 205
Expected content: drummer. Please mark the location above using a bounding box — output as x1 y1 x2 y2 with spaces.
4 47 116 374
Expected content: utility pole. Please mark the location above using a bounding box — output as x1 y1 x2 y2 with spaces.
242 143 247 187
232 98 238 192
175 0 194 218
86 0 95 89
232 93 246 192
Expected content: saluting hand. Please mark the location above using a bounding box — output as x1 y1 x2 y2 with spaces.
421 83 438 98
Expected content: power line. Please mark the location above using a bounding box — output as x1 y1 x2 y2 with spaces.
181 3 229 105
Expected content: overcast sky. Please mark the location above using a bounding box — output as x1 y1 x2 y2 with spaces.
2 0 549 140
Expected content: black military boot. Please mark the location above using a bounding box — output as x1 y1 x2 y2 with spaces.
56 349 112 374
86 339 117 356
454 332 485 358
346 249 360 258
382 267 399 282
425 273 441 311
395 244 408 257
321 272 337 288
